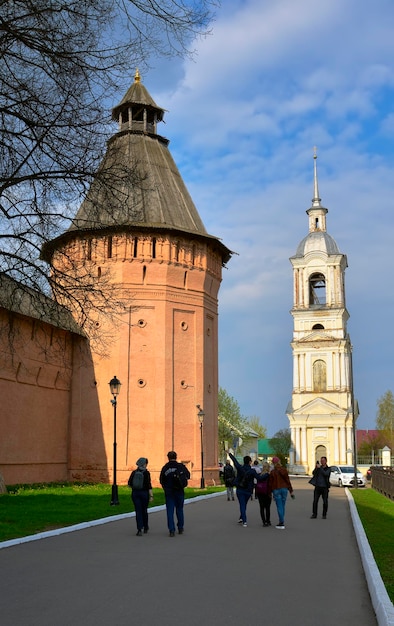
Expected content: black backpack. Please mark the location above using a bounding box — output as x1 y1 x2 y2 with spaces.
173 465 188 490
237 469 251 490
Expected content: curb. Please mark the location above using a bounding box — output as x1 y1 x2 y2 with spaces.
346 488 394 626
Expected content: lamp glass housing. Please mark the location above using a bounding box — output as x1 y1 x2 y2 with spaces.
109 375 121 396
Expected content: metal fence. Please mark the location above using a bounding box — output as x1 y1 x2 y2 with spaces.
370 466 394 500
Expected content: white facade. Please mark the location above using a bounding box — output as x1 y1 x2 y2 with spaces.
287 154 357 474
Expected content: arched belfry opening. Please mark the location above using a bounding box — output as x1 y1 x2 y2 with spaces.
309 272 326 305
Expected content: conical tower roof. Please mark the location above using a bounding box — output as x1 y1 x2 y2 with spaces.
42 71 231 263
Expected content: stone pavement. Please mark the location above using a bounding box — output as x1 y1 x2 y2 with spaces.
0 478 389 625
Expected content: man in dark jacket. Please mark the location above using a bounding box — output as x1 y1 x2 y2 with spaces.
228 452 259 527
310 456 331 519
160 451 191 537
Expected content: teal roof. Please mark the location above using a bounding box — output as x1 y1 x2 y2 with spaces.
258 439 275 455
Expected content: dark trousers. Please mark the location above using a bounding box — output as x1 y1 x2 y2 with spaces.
164 489 185 532
257 493 272 524
132 489 149 531
312 486 329 517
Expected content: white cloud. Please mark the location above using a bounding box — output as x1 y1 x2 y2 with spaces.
145 0 394 434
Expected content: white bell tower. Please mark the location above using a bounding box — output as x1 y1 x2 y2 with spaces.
287 151 358 474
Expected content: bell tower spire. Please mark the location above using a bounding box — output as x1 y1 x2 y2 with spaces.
307 148 327 233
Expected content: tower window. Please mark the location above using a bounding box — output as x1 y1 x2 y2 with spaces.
309 273 326 305
107 236 112 259
133 237 138 258
312 323 324 330
87 239 92 261
313 360 327 392
152 237 156 259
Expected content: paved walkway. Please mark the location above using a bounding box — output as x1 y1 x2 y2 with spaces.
0 478 391 625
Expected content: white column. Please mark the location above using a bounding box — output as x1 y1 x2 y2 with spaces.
335 353 340 389
300 354 305 390
295 427 301 463
341 352 346 389
293 354 299 391
301 427 307 466
334 426 339 464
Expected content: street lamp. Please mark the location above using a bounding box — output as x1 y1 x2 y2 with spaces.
197 405 205 488
109 375 121 505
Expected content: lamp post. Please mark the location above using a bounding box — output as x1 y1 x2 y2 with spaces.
109 375 121 505
197 405 205 488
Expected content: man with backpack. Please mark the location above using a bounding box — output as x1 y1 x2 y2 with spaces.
160 451 190 537
223 460 235 501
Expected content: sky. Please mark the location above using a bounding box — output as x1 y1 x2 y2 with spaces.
117 0 394 436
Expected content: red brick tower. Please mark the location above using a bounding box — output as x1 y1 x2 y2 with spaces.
42 71 231 485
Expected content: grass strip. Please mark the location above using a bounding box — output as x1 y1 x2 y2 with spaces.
351 488 394 603
0 482 225 543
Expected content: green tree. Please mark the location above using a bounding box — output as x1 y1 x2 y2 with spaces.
246 416 267 439
376 390 394 450
218 387 249 459
270 428 291 462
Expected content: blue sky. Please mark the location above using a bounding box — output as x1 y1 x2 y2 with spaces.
116 0 394 436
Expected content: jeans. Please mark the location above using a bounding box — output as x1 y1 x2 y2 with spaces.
226 484 234 499
272 488 288 524
312 486 329 517
164 489 185 532
236 488 251 523
132 489 149 531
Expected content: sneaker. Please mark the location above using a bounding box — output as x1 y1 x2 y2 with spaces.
169 531 175 537
136 530 142 536
275 524 285 529
310 515 317 519
242 523 247 527
143 528 149 534
178 529 184 534
322 515 327 519
238 519 243 524
232 498 235 501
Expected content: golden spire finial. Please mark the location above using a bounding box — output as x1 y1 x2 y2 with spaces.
312 146 321 207
134 68 141 83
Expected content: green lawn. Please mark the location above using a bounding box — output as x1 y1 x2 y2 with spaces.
351 488 394 603
0 482 224 543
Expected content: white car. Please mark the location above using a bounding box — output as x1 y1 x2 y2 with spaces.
330 465 366 488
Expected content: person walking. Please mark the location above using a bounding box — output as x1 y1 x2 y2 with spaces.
255 461 272 526
160 451 191 537
228 452 259 527
269 456 294 529
252 459 262 500
128 457 153 536
310 456 331 519
223 460 235 501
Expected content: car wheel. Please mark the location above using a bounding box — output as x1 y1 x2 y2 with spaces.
338 479 342 487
